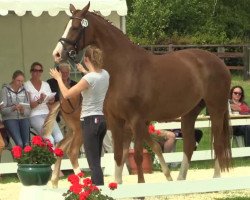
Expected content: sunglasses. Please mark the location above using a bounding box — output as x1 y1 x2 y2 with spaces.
233 92 242 96
32 69 43 73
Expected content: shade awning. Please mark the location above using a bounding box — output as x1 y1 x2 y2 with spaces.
0 0 127 17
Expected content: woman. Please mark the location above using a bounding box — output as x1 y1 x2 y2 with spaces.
229 85 250 146
24 62 63 145
50 45 110 185
0 70 30 148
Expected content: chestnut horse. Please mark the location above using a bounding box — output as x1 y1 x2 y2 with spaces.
43 94 82 188
52 3 232 184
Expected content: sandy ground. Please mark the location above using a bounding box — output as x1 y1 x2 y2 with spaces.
1 166 250 200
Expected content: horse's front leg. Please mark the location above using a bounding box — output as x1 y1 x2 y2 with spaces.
114 131 132 184
110 118 130 184
130 120 149 183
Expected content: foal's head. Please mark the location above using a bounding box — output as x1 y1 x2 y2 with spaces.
53 3 91 63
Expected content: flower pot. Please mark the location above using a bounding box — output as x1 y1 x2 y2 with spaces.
127 149 152 174
17 164 52 186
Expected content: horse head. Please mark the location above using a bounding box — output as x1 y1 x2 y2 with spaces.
53 3 91 63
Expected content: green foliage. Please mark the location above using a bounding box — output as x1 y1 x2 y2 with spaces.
127 0 250 44
127 0 171 44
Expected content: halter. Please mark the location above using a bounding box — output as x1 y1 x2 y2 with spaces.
59 16 88 63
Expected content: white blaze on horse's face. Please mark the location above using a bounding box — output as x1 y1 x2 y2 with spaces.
52 20 73 63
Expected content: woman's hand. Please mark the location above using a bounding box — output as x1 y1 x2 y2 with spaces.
50 68 62 81
76 63 88 74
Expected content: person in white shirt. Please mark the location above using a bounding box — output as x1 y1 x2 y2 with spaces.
24 62 63 145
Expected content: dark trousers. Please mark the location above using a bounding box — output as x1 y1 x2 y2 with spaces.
233 125 250 147
81 115 107 185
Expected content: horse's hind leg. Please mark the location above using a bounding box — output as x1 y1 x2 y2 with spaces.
144 133 173 181
178 101 205 180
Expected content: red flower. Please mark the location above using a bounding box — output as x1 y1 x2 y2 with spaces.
79 191 90 200
156 130 161 135
11 146 22 159
68 174 80 184
77 171 85 178
69 183 83 194
83 178 92 187
108 182 118 190
90 185 99 192
54 148 64 157
148 124 155 134
23 146 32 153
44 138 53 148
32 136 44 146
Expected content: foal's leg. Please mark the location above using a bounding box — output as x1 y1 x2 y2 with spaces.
144 134 173 181
67 125 83 175
51 133 73 188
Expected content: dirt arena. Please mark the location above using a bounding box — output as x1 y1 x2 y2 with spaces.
0 166 250 200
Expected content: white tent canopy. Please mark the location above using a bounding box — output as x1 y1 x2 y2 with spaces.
0 0 127 17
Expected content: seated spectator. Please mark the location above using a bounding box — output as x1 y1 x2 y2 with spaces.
47 62 77 135
158 129 203 153
24 62 63 145
0 70 31 148
229 85 250 146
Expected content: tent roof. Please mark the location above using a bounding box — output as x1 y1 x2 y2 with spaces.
0 0 127 17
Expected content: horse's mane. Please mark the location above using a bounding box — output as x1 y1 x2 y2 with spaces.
89 12 148 53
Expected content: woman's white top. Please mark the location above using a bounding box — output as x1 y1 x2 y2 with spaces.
80 69 110 119
24 80 51 117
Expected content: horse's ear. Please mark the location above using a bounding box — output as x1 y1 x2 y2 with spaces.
80 2 90 17
69 4 76 14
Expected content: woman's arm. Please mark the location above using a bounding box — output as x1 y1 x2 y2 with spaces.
50 68 89 99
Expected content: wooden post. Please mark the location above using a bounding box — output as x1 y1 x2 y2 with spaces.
243 45 250 80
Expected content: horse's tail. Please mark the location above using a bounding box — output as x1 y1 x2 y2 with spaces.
215 109 232 171
42 102 60 137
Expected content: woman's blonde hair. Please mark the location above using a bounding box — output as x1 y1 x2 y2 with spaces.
84 45 103 69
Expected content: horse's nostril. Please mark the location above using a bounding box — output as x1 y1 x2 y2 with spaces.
56 52 60 58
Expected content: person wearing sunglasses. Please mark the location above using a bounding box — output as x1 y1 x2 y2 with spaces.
229 85 250 146
24 62 63 145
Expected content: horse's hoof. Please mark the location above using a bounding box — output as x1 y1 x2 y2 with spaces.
51 180 59 189
213 174 221 178
177 176 185 181
166 176 173 181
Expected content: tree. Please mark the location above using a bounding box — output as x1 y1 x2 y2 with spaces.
127 0 250 44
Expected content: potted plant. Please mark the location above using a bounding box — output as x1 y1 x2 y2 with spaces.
11 135 64 186
127 124 161 174
63 172 117 200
